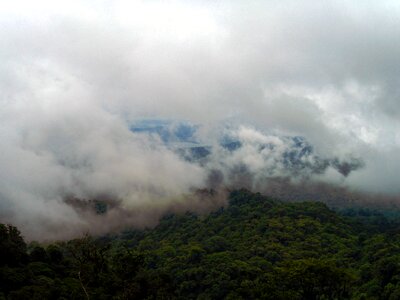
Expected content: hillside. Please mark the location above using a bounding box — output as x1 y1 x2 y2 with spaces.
1 190 400 299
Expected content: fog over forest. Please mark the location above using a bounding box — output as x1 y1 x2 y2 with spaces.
1 0 400 239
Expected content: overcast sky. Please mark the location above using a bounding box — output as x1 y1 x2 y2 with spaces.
1 0 400 239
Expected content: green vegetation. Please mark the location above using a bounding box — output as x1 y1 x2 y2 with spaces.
1 189 400 299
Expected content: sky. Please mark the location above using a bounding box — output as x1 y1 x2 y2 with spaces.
1 0 400 239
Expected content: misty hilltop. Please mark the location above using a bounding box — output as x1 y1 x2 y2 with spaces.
2 190 400 299
1 1 400 240
131 119 364 177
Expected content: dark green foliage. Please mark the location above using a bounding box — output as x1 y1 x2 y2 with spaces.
0 224 27 267
1 189 400 299
29 246 48 263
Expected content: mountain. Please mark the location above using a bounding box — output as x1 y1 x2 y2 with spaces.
130 119 363 176
2 190 400 299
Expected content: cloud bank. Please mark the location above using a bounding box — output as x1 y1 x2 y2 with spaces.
1 0 400 239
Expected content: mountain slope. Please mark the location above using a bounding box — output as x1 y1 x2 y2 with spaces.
1 190 400 299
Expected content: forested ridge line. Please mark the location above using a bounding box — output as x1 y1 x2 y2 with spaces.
1 189 400 299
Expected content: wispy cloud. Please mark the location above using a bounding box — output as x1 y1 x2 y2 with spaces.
1 0 400 239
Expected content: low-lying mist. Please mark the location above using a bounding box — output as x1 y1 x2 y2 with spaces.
1 0 400 240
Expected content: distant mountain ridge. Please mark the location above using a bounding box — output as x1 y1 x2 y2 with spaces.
130 119 363 177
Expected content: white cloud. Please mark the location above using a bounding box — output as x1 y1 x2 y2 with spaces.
1 0 400 238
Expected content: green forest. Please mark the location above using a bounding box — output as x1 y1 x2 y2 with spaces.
1 189 400 299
